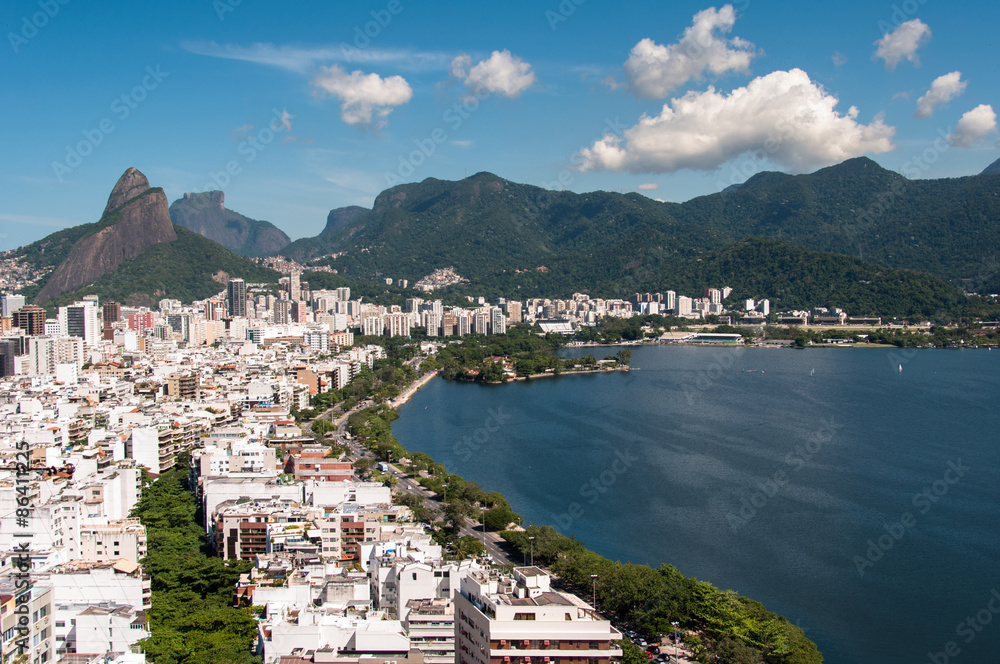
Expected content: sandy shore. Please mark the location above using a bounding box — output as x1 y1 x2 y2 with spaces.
391 370 438 406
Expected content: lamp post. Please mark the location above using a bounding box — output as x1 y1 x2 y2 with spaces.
671 622 679 658
518 517 526 565
528 536 535 567
590 574 598 613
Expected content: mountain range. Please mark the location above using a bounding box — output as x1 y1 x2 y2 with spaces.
277 157 1000 297
14 168 279 308
10 157 1000 319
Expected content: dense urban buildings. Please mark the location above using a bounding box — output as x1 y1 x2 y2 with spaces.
0 270 901 664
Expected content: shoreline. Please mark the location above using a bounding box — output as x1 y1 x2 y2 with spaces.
383 354 822 662
390 369 438 407
510 365 634 381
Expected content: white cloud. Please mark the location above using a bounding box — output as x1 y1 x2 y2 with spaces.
309 65 412 128
914 71 966 118
873 19 931 70
947 104 998 147
832 52 847 68
182 41 451 73
451 50 535 98
575 68 895 174
450 54 472 80
638 183 659 190
623 4 757 99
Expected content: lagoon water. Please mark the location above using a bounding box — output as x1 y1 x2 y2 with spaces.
393 346 1000 664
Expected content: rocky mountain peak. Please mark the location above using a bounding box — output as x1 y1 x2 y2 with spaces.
183 190 226 210
36 169 176 303
103 167 151 215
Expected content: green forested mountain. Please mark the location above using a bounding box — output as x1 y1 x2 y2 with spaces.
282 171 726 286
685 237 965 318
274 162 999 316
981 158 1000 175
38 225 280 309
281 159 1000 295
677 157 1000 293
11 168 280 309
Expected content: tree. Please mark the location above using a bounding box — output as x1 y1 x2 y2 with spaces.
453 535 486 560
616 348 632 366
484 505 518 531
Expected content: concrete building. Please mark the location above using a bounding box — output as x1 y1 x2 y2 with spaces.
25 336 84 376
166 372 199 400
490 308 506 335
13 304 47 336
386 313 411 338
79 519 148 565
454 567 622 664
59 301 101 348
403 598 455 664
228 278 248 318
0 585 55 664
1 293 25 317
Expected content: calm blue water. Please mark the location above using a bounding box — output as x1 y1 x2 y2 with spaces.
394 346 1000 664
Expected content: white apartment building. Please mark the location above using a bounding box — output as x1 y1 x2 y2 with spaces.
79 519 147 565
403 597 455 664
454 567 622 664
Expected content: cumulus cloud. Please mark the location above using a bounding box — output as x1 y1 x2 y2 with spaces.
914 72 966 118
575 68 895 174
623 4 757 99
309 65 412 127
638 183 659 190
947 104 998 147
874 19 931 70
451 50 535 98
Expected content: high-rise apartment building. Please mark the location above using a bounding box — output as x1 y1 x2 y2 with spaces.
1 293 25 317
13 304 46 335
102 301 121 331
273 299 292 325
205 299 224 321
490 307 507 335
227 278 247 318
59 301 100 347
664 291 677 313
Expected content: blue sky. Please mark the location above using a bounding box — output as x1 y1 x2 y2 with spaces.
2 0 998 250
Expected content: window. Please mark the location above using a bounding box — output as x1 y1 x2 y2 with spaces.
513 613 536 621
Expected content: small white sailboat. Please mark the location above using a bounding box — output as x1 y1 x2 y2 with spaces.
810 368 815 376
899 363 903 373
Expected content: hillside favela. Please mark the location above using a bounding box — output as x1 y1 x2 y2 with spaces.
2 3 999 664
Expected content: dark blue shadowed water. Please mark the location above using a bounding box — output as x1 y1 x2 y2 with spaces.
393 346 1000 664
